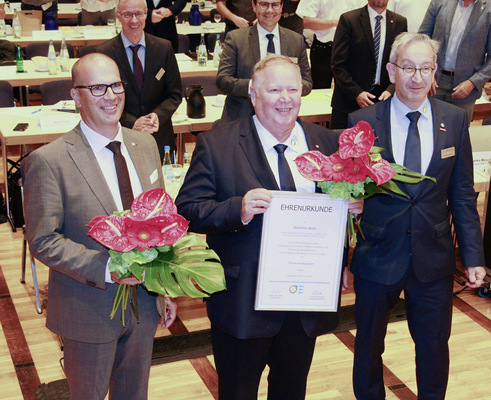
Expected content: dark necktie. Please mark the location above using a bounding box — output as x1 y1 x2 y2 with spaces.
106 141 134 210
130 44 143 94
373 15 382 87
274 144 296 191
404 111 422 173
266 33 275 54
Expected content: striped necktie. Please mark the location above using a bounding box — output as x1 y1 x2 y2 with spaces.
373 15 382 87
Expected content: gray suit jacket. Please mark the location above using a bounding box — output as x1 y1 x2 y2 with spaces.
21 125 164 343
419 0 491 103
216 24 313 124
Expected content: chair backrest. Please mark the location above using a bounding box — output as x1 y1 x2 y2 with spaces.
0 81 15 107
178 34 190 53
78 44 98 57
26 42 75 59
181 75 222 97
40 79 73 105
482 116 491 126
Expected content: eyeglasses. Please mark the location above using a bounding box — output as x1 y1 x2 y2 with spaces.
74 81 126 97
118 11 146 19
256 2 282 10
391 63 435 77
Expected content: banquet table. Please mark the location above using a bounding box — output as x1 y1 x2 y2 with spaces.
5 2 81 20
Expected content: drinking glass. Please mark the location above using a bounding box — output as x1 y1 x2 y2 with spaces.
107 18 116 35
214 13 221 24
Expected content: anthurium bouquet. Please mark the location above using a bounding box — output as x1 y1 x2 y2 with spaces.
294 121 436 245
87 188 226 326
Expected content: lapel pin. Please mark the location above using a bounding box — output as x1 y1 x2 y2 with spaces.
315 144 320 149
291 135 297 146
132 142 136 146
440 123 446 132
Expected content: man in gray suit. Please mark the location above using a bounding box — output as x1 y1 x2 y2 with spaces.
419 0 491 125
22 53 176 399
216 0 312 124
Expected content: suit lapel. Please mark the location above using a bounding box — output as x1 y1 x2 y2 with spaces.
461 0 487 43
360 6 376 59
384 11 396 61
123 129 157 191
239 118 280 190
425 98 450 179
114 34 141 99
250 25 261 64
444 0 459 43
374 100 396 164
65 125 118 215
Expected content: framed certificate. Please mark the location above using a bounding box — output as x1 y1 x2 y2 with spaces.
255 191 348 312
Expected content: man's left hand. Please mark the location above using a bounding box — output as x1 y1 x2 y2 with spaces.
452 79 475 99
156 296 177 328
346 199 363 215
465 266 486 289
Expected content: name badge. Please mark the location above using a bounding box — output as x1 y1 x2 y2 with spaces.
156 68 165 81
150 169 159 184
441 147 455 159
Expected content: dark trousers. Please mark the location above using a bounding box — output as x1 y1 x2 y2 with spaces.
211 312 316 400
353 267 453 400
310 36 333 89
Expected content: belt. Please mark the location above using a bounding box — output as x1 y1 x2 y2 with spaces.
442 70 455 77
281 12 296 18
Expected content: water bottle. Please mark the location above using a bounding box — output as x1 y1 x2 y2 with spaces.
59 36 70 72
162 145 174 183
12 10 21 39
0 19 6 38
181 152 191 184
213 34 222 67
198 33 207 66
47 40 57 75
15 44 24 72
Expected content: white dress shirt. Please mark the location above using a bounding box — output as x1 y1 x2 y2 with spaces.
121 32 146 72
390 94 434 175
256 23 281 60
253 116 316 193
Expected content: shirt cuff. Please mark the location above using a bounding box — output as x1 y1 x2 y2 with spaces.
105 258 114 283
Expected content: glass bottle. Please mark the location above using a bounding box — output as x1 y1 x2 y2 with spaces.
15 44 24 73
181 152 191 184
59 36 70 72
47 39 57 75
198 33 207 66
213 33 221 67
162 145 174 183
12 10 21 39
0 19 6 38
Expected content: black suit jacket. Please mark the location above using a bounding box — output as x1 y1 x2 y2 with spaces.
331 6 407 116
176 117 341 339
96 33 182 158
348 98 484 285
144 0 186 53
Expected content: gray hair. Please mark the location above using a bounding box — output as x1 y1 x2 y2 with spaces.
251 54 301 88
389 32 440 64
117 0 148 13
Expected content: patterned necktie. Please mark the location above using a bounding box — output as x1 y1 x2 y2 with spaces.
274 144 296 191
106 141 134 210
130 44 143 94
404 111 422 174
373 15 382 86
266 33 275 54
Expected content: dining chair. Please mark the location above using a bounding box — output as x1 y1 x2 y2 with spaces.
40 79 73 105
0 81 15 107
78 44 98 57
178 34 190 53
26 42 75 59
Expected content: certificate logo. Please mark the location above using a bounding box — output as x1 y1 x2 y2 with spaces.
289 285 298 293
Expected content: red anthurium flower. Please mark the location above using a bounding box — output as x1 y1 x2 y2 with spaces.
125 220 167 251
128 188 177 220
322 153 356 182
87 215 108 229
152 214 189 246
338 121 376 159
294 151 333 181
87 215 135 252
345 157 369 184
365 159 396 185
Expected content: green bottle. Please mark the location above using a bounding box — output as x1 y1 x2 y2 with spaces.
16 44 23 73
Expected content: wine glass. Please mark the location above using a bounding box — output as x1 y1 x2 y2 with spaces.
214 13 222 24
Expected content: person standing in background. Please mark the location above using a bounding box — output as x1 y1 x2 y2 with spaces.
216 0 256 37
81 0 117 25
21 0 57 24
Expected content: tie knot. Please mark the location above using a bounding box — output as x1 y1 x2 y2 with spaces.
375 15 382 22
406 111 421 123
274 144 288 154
106 141 122 155
130 44 141 54
266 33 274 41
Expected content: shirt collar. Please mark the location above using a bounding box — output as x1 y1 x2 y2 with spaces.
80 120 124 153
256 22 280 40
121 32 146 50
367 5 387 21
253 115 300 152
458 0 477 7
392 94 431 121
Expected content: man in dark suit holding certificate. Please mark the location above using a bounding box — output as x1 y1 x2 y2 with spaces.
177 55 362 400
348 32 485 399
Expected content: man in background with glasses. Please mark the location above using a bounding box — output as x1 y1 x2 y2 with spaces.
216 0 312 125
347 32 485 399
97 0 182 161
22 53 176 399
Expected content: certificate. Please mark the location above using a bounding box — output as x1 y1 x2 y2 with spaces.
255 191 348 312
